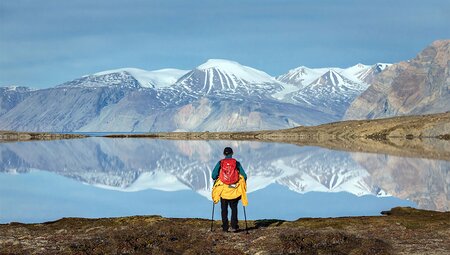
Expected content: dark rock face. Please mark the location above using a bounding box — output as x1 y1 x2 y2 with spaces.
345 40 450 120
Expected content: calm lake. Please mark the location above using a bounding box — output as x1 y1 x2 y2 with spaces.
0 137 448 223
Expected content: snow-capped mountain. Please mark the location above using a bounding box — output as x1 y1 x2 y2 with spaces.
59 68 189 89
340 63 371 83
58 71 142 89
289 70 370 116
0 59 341 132
341 63 391 84
0 58 389 132
93 68 189 88
276 66 330 89
176 59 282 95
275 63 389 117
276 63 389 88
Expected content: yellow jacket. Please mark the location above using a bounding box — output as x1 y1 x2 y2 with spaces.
212 175 248 206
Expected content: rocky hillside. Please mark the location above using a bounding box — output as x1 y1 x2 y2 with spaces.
345 40 450 120
1 207 449 254
135 112 450 161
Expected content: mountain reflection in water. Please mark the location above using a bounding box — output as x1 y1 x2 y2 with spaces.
0 138 448 223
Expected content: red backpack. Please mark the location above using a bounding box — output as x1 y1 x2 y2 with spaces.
219 158 239 185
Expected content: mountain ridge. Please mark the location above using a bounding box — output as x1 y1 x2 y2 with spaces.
0 58 381 132
10 41 450 132
345 39 449 120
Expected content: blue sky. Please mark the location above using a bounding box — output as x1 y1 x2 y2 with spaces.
1 0 449 88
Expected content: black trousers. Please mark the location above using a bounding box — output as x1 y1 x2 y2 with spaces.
220 197 240 230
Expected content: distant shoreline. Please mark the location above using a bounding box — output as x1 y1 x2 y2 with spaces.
1 112 449 160
104 111 450 140
0 131 87 142
104 112 450 161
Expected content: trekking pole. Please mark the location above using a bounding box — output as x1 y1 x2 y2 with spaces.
243 205 249 234
210 202 215 232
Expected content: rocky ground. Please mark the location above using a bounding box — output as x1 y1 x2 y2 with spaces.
0 207 449 255
106 112 450 161
0 131 86 142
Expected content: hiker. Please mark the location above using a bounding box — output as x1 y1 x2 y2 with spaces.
211 147 248 232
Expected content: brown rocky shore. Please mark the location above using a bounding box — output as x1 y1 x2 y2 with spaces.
0 131 86 142
0 207 449 255
105 112 450 161
1 112 449 160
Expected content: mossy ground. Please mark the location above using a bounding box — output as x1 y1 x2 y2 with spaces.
1 207 449 254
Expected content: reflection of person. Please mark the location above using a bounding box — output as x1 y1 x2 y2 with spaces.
211 147 248 232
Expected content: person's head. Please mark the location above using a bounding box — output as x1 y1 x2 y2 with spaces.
223 147 233 156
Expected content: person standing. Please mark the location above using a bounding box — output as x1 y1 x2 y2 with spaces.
211 147 248 232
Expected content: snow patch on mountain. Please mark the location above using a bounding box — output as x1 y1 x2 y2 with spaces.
340 63 372 83
196 59 275 83
58 71 141 89
0 86 35 92
276 66 332 88
277 63 391 91
341 63 392 84
94 68 189 88
375 63 391 71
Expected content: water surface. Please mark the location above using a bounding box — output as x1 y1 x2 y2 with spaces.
1 138 448 223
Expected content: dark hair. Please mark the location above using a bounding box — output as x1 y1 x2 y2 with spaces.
223 147 233 155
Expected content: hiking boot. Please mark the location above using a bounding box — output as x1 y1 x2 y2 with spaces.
230 228 239 233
